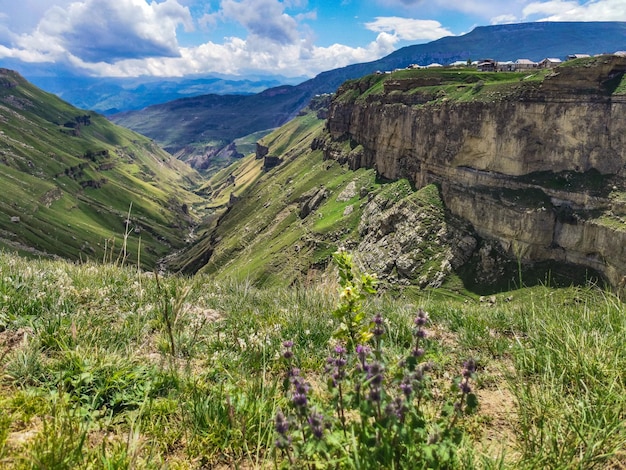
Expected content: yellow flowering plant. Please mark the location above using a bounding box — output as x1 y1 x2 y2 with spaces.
331 250 377 350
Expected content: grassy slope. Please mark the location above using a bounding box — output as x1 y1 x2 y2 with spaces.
170 108 383 283
1 252 625 468
171 109 468 288
339 67 549 106
0 69 204 268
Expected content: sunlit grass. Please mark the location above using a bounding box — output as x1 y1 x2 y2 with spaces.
1 251 625 468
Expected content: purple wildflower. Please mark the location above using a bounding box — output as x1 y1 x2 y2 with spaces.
368 387 381 403
288 367 301 382
367 362 384 386
365 361 384 405
282 340 294 360
408 308 430 369
275 410 289 435
400 378 413 398
412 309 429 341
274 410 291 450
372 313 385 337
307 410 325 439
462 358 477 378
460 379 472 394
385 396 408 421
356 344 371 371
414 308 429 326
411 347 425 358
326 344 348 387
458 359 476 395
292 376 310 410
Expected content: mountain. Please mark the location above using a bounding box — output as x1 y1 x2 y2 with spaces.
110 21 626 172
2 57 304 115
110 85 315 173
170 56 626 294
25 74 304 115
0 69 203 268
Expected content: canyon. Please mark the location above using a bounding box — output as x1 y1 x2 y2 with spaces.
321 55 626 289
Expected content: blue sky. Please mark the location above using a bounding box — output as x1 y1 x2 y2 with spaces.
0 0 625 78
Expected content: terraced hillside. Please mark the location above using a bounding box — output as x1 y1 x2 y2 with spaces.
0 69 204 268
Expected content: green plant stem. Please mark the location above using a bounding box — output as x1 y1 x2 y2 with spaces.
447 392 466 432
154 271 176 357
337 383 347 436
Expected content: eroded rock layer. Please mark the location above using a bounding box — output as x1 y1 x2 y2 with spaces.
322 56 626 288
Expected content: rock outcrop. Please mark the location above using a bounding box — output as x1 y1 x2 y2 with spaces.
185 142 244 170
355 184 477 287
298 187 329 218
322 55 626 288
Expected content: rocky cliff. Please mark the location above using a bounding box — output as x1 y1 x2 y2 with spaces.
321 55 626 289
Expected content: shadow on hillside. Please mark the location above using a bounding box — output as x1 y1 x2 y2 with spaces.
454 255 606 296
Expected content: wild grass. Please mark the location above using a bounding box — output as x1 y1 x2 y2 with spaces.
1 250 626 468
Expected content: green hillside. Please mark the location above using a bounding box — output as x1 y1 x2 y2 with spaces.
168 104 366 281
165 104 440 282
110 86 312 167
0 69 204 268
1 251 625 468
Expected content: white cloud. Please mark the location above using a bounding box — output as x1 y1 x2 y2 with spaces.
0 0 400 78
305 32 399 71
376 0 524 19
364 17 454 41
490 14 519 24
65 0 400 78
219 0 301 45
377 0 626 28
3 0 193 63
0 43 58 63
0 0 72 33
523 0 580 18
523 0 626 21
73 30 399 78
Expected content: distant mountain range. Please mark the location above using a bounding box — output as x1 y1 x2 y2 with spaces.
109 22 626 171
24 74 305 115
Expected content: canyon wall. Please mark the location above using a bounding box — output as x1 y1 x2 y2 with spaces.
322 56 626 288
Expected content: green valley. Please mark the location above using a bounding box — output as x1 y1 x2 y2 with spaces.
0 69 203 268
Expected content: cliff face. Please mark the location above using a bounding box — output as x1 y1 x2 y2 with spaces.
323 56 626 288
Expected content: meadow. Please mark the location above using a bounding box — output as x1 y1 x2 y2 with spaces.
1 249 625 468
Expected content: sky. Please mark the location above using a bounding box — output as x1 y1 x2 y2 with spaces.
0 0 625 79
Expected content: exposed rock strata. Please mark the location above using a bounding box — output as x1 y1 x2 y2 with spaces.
323 56 626 288
185 142 243 170
298 186 329 218
356 185 477 287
